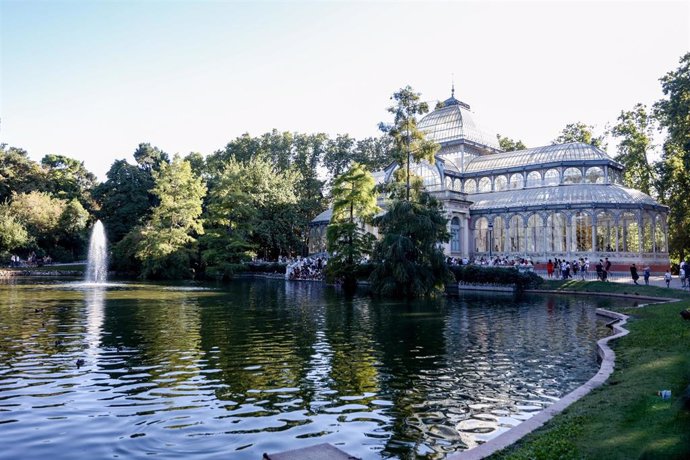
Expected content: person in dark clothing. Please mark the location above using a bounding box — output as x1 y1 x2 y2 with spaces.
604 258 612 281
630 263 639 285
596 260 604 281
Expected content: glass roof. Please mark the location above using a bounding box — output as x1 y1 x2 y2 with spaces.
469 184 664 212
418 102 500 149
463 142 616 174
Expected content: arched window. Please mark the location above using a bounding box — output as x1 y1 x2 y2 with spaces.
526 214 543 253
563 167 583 184
445 176 453 190
493 216 506 252
544 169 560 186
572 212 592 252
526 171 542 188
508 215 524 252
451 217 461 253
585 167 604 184
546 213 567 253
596 211 615 252
474 217 489 252
509 173 524 189
478 177 491 192
413 162 442 190
494 175 508 191
464 179 477 193
619 212 639 252
642 213 654 253
655 214 667 253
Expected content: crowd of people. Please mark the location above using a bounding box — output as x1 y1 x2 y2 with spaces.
285 256 326 281
7 252 52 268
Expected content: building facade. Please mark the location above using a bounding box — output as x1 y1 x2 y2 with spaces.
311 92 670 270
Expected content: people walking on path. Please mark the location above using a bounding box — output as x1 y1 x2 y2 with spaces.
630 263 640 285
643 265 651 285
664 269 672 288
680 265 686 288
604 258 612 282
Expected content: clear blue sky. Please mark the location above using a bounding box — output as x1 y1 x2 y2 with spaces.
1 0 689 180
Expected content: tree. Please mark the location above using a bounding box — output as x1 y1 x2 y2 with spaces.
93 159 155 244
326 163 380 288
323 135 393 185
369 193 452 298
133 142 169 173
379 86 439 201
202 155 300 277
0 204 29 253
497 134 527 152
654 52 690 261
553 122 606 148
136 156 206 279
0 145 47 202
41 154 97 205
610 104 656 196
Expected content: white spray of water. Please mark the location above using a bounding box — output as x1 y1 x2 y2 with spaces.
85 220 108 283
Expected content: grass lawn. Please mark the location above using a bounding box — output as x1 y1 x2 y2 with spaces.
492 280 690 459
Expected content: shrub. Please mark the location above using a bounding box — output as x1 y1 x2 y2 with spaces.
449 265 543 291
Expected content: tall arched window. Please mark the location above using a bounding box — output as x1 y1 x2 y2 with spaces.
445 177 453 190
546 213 567 252
464 179 477 193
451 217 461 253
526 171 542 188
544 169 560 186
493 216 506 252
478 177 491 192
655 215 667 253
619 212 639 252
508 215 524 252
596 211 615 251
642 213 654 253
494 175 508 191
474 217 489 252
509 173 524 189
526 214 543 253
572 212 592 251
563 167 583 184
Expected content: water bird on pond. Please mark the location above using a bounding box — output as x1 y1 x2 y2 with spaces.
76 359 85 368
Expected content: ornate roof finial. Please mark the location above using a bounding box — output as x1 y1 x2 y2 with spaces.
451 73 455 98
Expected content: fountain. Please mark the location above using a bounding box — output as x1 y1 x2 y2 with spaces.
85 220 108 283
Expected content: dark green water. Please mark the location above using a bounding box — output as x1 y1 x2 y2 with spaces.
0 278 632 459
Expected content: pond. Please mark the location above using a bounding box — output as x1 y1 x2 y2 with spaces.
0 278 633 459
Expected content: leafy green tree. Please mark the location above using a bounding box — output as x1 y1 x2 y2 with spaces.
610 104 656 196
553 122 606 149
57 199 90 260
379 86 439 201
41 154 97 205
326 163 379 288
93 159 155 244
497 134 527 152
202 155 300 277
369 193 452 298
133 142 169 173
654 52 690 261
136 156 206 279
0 204 29 253
0 145 47 202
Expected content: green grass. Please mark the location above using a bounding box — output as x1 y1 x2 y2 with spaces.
492 281 690 459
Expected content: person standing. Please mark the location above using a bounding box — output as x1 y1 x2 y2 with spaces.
643 265 651 286
546 259 554 279
630 263 639 285
604 258 612 282
664 269 672 288
681 265 687 288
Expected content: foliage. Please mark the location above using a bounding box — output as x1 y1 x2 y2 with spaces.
610 103 656 196
497 134 527 152
654 52 690 262
135 156 206 279
133 142 169 173
245 262 287 274
0 145 48 202
553 121 606 149
325 163 379 287
323 134 392 185
202 155 300 278
41 154 97 206
0 204 29 252
448 265 543 291
379 86 440 200
369 193 452 298
93 159 156 244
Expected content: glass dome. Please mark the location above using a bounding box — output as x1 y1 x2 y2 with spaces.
463 142 618 174
418 97 500 149
469 184 663 212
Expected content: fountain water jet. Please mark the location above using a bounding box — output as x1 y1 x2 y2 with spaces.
85 220 108 283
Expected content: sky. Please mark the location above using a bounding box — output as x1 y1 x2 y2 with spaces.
1 0 689 180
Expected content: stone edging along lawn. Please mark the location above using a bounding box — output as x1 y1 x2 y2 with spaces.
448 288 684 460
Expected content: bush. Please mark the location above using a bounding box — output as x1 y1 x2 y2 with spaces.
449 265 543 291
245 262 287 274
